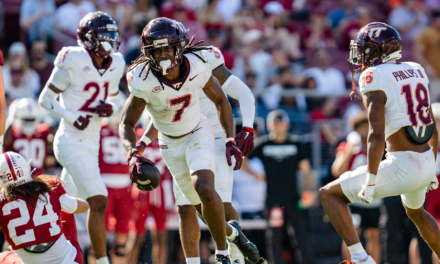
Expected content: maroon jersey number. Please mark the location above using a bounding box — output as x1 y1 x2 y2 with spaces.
401 83 431 126
169 94 192 122
79 81 109 113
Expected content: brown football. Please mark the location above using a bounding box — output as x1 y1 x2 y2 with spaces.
134 163 161 191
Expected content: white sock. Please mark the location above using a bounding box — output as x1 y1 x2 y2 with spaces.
216 249 228 256
96 256 110 264
186 257 201 264
226 224 239 240
348 242 368 262
227 240 245 262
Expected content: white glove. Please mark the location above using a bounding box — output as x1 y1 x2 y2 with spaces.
427 176 439 192
358 184 375 204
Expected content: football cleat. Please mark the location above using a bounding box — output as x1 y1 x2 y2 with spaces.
216 255 231 264
340 256 376 264
228 220 261 263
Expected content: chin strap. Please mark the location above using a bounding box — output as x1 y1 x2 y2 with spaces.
350 73 362 101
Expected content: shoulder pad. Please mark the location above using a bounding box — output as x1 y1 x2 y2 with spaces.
127 63 156 100
185 52 212 75
359 67 384 95
111 52 126 66
202 46 225 70
54 46 84 70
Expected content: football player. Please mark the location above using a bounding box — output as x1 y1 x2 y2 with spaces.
0 152 89 264
319 22 440 264
98 95 131 263
4 98 51 177
136 21 255 264
119 17 261 264
38 12 125 264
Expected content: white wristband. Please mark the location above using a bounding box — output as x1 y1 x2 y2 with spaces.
140 135 152 146
366 173 377 186
225 137 235 143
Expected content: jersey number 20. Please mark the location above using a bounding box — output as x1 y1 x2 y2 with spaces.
2 193 60 246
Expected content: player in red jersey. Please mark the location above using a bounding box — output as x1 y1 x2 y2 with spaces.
127 128 174 264
4 98 51 177
98 102 132 262
0 152 89 264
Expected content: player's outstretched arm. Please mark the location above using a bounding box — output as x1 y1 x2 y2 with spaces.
119 94 147 152
203 76 243 170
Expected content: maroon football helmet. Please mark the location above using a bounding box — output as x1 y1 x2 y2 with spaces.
141 17 187 75
77 11 121 58
348 22 402 100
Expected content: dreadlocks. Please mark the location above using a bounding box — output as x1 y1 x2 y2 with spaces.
127 35 211 83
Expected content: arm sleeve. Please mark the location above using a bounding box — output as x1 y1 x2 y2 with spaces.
38 86 79 125
59 194 78 214
222 75 255 128
47 67 70 91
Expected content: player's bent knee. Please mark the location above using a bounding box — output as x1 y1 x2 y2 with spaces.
405 206 425 221
87 195 107 214
319 186 331 202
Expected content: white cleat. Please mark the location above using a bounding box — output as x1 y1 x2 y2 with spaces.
340 256 376 264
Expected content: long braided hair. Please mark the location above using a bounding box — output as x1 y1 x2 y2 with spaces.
128 35 210 87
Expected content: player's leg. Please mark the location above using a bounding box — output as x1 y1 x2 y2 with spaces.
363 207 382 263
402 191 440 259
214 132 245 262
58 147 109 263
176 204 201 262
151 205 168 264
112 187 132 262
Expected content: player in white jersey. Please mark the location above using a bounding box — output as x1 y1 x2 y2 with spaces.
319 22 440 264
38 12 125 264
137 24 256 262
119 17 261 264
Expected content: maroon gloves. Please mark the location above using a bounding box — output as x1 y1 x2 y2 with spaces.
0 50 4 66
73 115 92 130
126 150 155 183
136 141 148 155
235 127 254 156
96 100 113 117
226 140 243 170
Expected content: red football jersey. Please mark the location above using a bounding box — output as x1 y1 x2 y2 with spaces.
7 124 50 177
0 178 66 250
99 125 128 175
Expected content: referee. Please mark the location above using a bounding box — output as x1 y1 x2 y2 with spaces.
242 110 316 264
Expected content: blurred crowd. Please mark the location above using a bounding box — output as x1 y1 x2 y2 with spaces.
2 0 440 263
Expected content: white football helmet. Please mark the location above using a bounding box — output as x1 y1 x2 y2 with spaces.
12 98 40 136
0 152 32 188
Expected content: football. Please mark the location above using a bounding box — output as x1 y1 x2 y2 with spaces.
133 163 161 191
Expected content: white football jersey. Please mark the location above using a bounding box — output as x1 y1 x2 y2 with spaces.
359 61 432 139
128 52 212 137
53 46 125 142
199 46 225 134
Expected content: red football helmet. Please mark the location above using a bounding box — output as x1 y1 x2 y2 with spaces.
141 17 187 75
77 11 121 58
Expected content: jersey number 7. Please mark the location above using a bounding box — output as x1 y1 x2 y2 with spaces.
170 94 192 122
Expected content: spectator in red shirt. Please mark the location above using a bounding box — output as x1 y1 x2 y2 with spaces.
302 10 336 50
310 97 339 145
198 0 224 30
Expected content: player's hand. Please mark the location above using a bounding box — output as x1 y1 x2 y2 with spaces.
427 176 439 192
225 141 243 170
136 141 148 155
126 151 155 183
0 49 4 66
96 100 113 117
234 127 254 156
73 115 92 131
358 184 375 204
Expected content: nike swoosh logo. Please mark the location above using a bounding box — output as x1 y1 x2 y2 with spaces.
110 68 116 71
50 103 53 110
189 75 198 81
77 120 83 126
215 137 221 140
244 131 249 139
